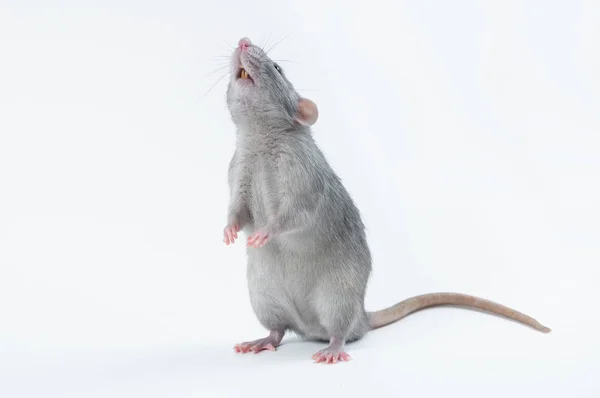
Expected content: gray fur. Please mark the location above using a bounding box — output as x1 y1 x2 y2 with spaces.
224 39 551 361
225 41 372 344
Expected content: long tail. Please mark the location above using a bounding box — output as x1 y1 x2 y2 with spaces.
368 292 551 333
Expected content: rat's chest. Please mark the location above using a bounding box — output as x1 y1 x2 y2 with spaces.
230 149 283 223
246 155 284 220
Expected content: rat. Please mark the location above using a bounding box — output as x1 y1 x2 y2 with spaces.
222 37 551 364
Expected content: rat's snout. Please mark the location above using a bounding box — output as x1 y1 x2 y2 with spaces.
238 37 251 51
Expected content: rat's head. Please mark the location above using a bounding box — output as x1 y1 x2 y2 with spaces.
226 37 318 129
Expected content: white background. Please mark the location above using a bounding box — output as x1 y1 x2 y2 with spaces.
1 0 598 397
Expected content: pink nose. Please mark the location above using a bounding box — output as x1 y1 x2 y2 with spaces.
238 37 251 51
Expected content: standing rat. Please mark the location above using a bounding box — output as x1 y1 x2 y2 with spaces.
222 37 551 364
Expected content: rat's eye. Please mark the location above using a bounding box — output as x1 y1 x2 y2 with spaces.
273 63 282 74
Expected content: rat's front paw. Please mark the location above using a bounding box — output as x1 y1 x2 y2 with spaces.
247 229 270 248
223 224 240 245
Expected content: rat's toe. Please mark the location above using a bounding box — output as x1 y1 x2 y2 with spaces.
312 345 351 364
234 335 280 355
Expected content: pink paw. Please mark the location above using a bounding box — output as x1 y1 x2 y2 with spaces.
247 229 270 248
223 224 240 245
312 349 351 364
233 339 277 354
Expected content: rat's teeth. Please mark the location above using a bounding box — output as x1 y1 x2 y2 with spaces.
240 69 248 79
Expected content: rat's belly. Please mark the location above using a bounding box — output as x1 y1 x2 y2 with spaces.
246 247 330 339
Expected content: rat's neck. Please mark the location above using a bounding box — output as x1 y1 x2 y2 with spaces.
234 119 310 151
234 109 297 137
232 100 297 130
235 122 284 147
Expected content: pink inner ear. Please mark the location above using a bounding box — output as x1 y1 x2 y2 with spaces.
297 98 319 126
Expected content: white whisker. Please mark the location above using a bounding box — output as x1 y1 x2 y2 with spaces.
202 65 230 80
265 31 293 54
261 32 273 52
203 73 228 96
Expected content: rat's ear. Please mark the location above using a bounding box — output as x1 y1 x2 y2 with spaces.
296 98 319 126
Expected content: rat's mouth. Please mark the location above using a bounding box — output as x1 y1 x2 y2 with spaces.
237 67 253 83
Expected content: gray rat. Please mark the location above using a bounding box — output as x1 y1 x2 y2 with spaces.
222 37 551 364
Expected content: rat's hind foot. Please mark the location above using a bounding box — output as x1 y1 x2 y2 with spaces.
233 330 284 354
234 338 276 354
312 337 351 364
312 349 351 364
